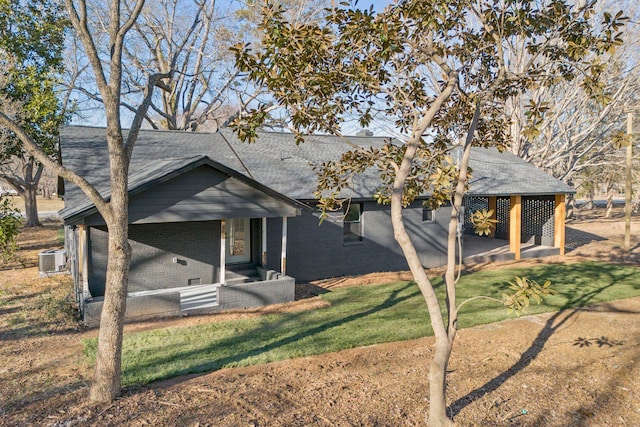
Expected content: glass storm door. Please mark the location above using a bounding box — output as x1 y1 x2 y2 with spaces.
226 218 251 264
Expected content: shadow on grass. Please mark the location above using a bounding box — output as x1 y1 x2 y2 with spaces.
0 291 45 307
448 262 639 418
295 282 331 300
0 321 82 341
122 282 419 389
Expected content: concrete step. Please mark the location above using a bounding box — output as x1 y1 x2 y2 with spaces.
225 264 261 285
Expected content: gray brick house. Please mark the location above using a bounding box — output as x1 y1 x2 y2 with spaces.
59 126 573 324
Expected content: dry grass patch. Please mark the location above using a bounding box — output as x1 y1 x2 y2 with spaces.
4 195 64 213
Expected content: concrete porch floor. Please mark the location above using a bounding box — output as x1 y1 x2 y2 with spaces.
462 235 560 265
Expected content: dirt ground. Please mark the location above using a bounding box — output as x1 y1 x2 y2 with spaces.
0 208 639 426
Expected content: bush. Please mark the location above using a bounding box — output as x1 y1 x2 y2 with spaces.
0 197 22 263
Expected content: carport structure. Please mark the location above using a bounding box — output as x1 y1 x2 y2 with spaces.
463 194 567 261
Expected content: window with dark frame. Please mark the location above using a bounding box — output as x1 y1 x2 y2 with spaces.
343 203 363 244
422 207 436 223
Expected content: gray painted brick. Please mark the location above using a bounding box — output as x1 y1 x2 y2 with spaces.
84 292 181 327
89 221 220 296
267 201 451 281
218 276 295 310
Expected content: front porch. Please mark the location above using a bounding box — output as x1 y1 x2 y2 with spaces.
82 265 295 327
76 214 296 327
463 194 567 262
462 235 560 264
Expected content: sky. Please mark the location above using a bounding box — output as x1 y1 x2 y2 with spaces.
353 0 392 12
70 0 396 129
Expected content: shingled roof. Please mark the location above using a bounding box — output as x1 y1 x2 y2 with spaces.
59 126 574 220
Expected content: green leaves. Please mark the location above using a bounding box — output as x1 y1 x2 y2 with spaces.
0 0 68 159
502 276 555 316
233 0 626 237
0 197 21 264
470 208 498 237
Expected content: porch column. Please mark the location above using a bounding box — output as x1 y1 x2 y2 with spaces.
554 194 566 256
262 217 267 267
488 196 497 238
220 220 226 284
79 225 89 297
509 195 522 260
281 217 287 275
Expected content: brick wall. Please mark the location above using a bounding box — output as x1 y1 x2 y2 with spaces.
83 292 181 327
267 201 451 281
218 276 295 310
88 221 220 296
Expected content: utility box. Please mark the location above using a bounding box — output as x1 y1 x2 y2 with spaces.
39 250 67 277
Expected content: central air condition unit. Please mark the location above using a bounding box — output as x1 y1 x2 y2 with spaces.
39 250 67 277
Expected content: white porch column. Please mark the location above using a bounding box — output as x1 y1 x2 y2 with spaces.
220 220 226 284
80 225 89 297
281 217 287 275
262 217 267 267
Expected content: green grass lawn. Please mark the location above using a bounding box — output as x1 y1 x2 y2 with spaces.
83 261 640 386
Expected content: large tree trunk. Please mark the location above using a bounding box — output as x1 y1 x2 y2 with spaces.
89 149 131 402
566 192 576 219
22 184 40 227
88 221 130 402
584 185 595 210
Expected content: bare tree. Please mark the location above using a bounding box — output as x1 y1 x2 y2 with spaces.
1 0 170 403
64 0 330 131
506 1 640 191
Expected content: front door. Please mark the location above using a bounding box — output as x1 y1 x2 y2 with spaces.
226 218 251 264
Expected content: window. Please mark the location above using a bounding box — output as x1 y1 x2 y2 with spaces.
343 203 363 244
422 208 436 223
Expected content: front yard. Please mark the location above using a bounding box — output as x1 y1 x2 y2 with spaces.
80 261 640 387
1 208 639 426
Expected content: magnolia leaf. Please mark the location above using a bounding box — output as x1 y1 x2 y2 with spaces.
502 276 555 316
470 209 498 236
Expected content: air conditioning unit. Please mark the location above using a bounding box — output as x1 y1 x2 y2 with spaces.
39 250 67 277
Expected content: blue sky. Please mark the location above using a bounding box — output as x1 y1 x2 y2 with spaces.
353 0 392 12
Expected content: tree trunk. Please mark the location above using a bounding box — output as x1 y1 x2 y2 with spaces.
566 193 576 219
89 148 131 402
429 336 454 426
583 186 594 210
22 184 40 227
89 210 130 402
389 137 454 426
605 178 613 218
